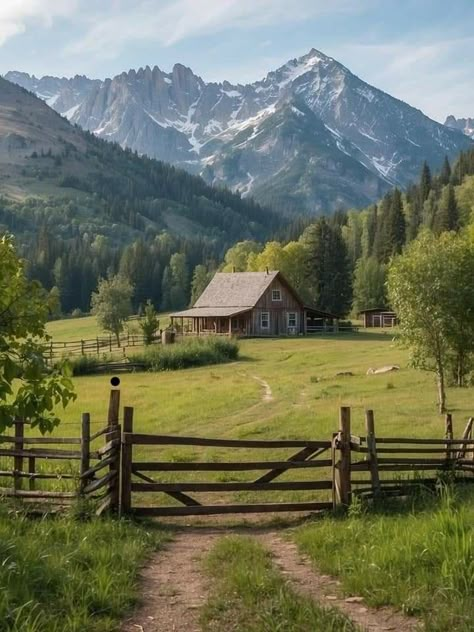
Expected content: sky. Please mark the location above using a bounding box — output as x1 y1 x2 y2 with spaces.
0 0 472 122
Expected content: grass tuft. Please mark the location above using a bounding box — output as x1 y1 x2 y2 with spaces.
201 535 357 631
294 486 474 631
0 506 168 632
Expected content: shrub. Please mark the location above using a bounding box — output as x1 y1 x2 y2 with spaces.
131 336 239 372
62 337 239 375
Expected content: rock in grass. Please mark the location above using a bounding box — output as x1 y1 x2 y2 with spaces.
366 365 400 375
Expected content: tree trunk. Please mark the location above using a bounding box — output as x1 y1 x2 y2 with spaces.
457 352 464 387
116 332 121 347
437 369 446 414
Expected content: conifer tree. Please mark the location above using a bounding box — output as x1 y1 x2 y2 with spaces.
439 155 452 186
434 184 459 233
304 218 352 315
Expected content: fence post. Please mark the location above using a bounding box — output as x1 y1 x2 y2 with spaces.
445 413 453 464
81 340 85 356
107 388 121 511
365 410 380 497
335 406 351 508
80 413 91 495
121 406 134 515
28 457 35 491
13 419 24 492
109 335 112 352
96 337 100 355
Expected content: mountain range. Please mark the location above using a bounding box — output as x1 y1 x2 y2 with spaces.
0 76 279 247
444 115 474 139
6 49 472 215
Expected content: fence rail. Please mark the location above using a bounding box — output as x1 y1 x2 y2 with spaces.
46 333 160 360
1 394 473 516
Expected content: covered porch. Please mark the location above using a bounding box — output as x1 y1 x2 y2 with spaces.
304 307 340 334
170 307 251 337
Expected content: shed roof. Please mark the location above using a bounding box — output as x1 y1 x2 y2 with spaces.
358 307 396 314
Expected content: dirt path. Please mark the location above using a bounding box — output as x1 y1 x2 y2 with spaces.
121 528 419 632
120 531 219 632
252 375 273 401
256 532 419 632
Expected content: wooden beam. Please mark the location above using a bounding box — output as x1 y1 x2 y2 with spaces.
365 409 380 497
131 481 333 492
133 501 333 517
125 434 331 448
131 460 332 472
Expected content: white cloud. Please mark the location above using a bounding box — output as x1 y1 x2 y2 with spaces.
0 0 78 46
65 0 368 58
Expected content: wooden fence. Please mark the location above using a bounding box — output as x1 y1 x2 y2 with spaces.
46 333 160 360
1 394 473 516
0 390 122 514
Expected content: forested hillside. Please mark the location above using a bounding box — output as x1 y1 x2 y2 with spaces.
218 149 474 316
0 76 282 313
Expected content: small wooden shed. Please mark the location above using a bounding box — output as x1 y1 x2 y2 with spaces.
359 308 398 328
170 270 338 337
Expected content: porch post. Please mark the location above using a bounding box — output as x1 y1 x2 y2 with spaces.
228 317 232 337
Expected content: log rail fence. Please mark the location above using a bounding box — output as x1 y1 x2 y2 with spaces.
0 389 473 515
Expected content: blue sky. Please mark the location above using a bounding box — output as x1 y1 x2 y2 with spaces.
0 0 472 122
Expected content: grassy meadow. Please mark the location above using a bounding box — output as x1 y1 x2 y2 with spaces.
3 315 474 631
40 317 474 508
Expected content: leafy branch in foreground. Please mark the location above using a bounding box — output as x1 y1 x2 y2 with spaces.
0 234 75 432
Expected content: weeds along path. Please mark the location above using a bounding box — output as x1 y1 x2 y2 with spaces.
256 532 419 632
122 527 419 632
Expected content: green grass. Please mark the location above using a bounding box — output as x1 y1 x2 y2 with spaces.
46 313 172 342
64 336 240 375
201 535 358 631
0 507 169 632
294 487 474 632
39 327 474 507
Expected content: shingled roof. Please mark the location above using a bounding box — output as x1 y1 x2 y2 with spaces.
171 271 281 318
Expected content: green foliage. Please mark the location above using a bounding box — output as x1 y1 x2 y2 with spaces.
190 264 213 306
139 300 160 345
352 257 387 313
0 507 167 632
303 217 353 315
387 231 474 411
131 337 239 372
0 235 75 432
65 337 239 375
91 274 133 344
201 535 356 631
295 487 474 631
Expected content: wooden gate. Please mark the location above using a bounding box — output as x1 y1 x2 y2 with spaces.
120 408 334 516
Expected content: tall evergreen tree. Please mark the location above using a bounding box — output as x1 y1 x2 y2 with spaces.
419 161 432 204
387 188 406 255
304 218 352 315
439 155 452 186
434 184 459 233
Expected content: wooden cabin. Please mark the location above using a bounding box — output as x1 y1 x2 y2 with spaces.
170 270 338 337
359 307 398 328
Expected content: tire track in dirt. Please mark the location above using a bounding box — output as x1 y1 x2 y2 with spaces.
256 532 420 632
121 527 420 632
120 531 219 632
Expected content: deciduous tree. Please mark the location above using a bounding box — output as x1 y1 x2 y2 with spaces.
0 235 75 432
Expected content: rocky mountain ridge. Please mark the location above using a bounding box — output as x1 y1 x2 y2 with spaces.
7 49 472 214
444 115 474 139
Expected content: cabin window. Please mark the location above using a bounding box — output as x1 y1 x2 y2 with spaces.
261 312 270 329
287 312 297 328
272 289 282 301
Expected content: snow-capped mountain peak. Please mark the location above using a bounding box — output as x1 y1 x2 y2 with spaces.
6 48 472 214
